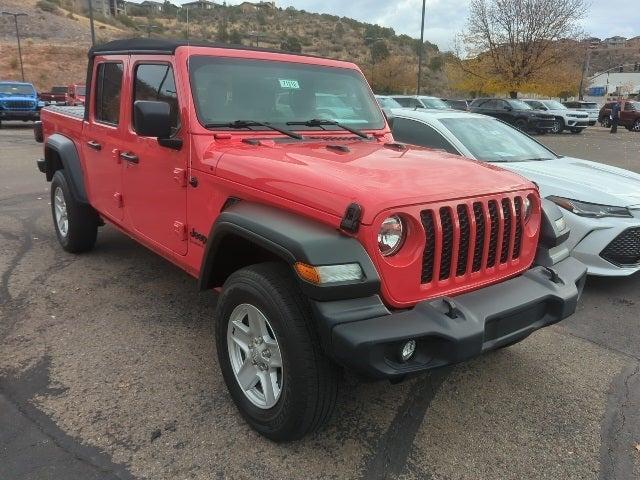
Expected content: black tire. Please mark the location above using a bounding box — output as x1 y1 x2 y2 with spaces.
50 170 99 253
633 119 640 132
601 117 610 128
215 262 338 441
570 128 584 134
551 118 564 134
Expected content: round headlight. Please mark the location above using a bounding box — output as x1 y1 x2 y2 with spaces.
523 196 533 223
378 215 405 256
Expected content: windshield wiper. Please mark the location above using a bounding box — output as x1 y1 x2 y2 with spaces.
286 119 370 139
204 120 303 140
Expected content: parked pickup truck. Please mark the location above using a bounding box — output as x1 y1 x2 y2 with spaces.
599 100 640 131
40 86 68 106
35 39 587 441
65 83 86 106
0 81 42 127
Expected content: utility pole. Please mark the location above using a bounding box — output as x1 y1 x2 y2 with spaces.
88 0 96 46
416 0 426 95
578 41 596 100
2 11 28 81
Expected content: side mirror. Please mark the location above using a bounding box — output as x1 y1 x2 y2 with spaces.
504 105 512 111
134 100 172 138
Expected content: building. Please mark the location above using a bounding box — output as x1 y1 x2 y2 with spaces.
603 36 627 48
72 0 126 16
588 71 640 97
182 0 215 9
139 0 164 12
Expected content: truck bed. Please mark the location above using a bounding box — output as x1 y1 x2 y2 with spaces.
46 105 84 119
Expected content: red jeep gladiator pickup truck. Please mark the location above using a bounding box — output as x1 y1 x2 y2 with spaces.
35 38 586 441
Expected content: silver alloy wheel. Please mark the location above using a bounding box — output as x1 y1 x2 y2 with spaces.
551 120 561 133
53 186 69 238
633 120 640 132
227 303 283 409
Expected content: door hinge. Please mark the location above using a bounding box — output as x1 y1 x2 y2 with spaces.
173 168 188 188
113 192 123 208
173 221 187 241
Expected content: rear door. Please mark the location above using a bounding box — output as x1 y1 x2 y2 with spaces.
82 57 127 222
120 59 188 255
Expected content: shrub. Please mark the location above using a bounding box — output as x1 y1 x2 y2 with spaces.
36 0 59 14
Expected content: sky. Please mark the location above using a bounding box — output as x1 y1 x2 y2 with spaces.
136 0 640 51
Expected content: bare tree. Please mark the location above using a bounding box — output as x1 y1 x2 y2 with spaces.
460 0 587 97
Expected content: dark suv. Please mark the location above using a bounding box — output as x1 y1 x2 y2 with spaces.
469 98 555 133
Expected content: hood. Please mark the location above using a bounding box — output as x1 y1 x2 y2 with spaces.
498 156 640 207
214 139 533 224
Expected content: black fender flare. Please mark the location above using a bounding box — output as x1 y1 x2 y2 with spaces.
44 134 89 204
198 202 381 302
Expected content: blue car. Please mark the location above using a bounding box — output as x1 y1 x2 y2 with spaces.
0 81 43 127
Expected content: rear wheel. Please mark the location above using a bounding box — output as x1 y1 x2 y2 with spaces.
633 119 640 132
551 118 564 134
50 170 99 253
215 262 338 441
601 117 611 128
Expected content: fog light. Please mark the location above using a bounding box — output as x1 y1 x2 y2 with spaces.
400 340 416 362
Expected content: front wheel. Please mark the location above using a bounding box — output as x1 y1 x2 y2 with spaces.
632 119 640 132
515 119 528 131
601 118 611 128
215 263 338 441
50 170 99 253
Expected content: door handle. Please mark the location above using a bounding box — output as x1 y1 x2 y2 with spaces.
87 140 102 151
120 152 139 164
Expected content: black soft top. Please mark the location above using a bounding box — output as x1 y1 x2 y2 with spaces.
89 37 331 60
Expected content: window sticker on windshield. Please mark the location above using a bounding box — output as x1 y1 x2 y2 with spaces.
279 79 300 89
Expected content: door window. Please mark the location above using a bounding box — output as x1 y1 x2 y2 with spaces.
95 62 124 125
133 64 180 134
392 117 459 154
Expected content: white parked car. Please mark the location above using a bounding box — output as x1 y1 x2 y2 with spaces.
523 99 589 134
390 95 451 110
389 109 640 276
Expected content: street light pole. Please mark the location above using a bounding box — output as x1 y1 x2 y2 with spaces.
2 11 28 81
416 0 426 95
87 0 96 46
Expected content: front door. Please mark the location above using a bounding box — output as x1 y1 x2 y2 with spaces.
121 60 188 255
82 57 127 222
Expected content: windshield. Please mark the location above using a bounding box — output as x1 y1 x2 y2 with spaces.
509 100 532 110
189 56 385 131
51 86 67 94
0 83 35 96
420 97 449 110
542 100 566 110
582 102 598 109
440 117 558 162
377 97 402 108
76 86 86 96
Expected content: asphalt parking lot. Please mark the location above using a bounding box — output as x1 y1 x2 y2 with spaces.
1 124 639 480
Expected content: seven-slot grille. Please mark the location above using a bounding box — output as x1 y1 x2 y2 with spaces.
600 227 640 266
4 100 35 110
420 197 525 284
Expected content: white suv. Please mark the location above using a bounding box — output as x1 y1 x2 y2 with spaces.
563 100 599 126
523 99 589 134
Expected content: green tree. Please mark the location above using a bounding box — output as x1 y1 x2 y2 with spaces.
216 18 229 42
370 40 389 64
280 36 302 53
229 30 243 45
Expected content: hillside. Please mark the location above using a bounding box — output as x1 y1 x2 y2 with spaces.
0 0 446 94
